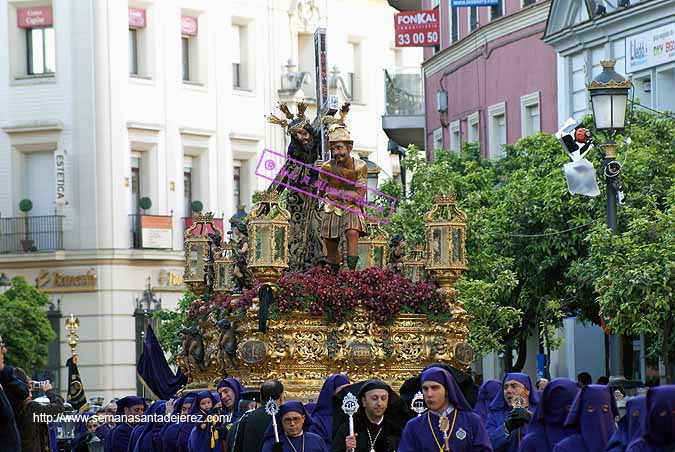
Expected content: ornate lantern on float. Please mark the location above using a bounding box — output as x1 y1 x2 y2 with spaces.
357 221 389 269
184 212 222 295
213 240 235 294
247 191 290 285
402 244 427 283
423 195 467 304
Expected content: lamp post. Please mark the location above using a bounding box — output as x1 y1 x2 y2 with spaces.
587 59 631 379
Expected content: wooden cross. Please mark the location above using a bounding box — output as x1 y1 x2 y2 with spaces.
312 27 338 164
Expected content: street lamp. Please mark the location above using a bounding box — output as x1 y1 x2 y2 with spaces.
587 60 631 380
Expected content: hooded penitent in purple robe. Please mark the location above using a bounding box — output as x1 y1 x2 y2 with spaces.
179 391 218 452
128 401 165 452
107 396 147 452
161 393 197 452
133 400 166 452
216 377 245 423
262 401 328 452
606 395 646 452
486 373 539 452
475 380 501 420
307 373 350 450
552 384 618 452
625 386 675 452
398 367 492 452
519 378 578 452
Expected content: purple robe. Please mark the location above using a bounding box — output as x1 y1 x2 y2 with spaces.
108 423 133 452
178 392 218 452
486 372 539 452
398 367 492 452
475 381 501 420
307 374 350 450
133 401 166 452
520 378 578 452
161 393 197 452
261 432 329 452
262 401 328 452
552 384 618 452
606 395 646 452
626 386 675 452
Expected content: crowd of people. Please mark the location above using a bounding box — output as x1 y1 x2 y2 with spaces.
2 333 675 452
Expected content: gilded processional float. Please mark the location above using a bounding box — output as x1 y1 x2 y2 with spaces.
177 102 473 400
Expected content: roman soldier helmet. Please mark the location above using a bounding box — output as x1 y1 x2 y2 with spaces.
266 100 310 136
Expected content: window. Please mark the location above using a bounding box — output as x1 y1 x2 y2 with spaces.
450 120 461 153
468 112 480 144
233 164 241 208
656 68 675 113
129 28 139 75
232 22 249 89
520 92 540 137
182 37 190 81
298 33 315 96
523 0 536 6
22 151 55 215
128 7 148 78
347 41 364 103
469 7 478 32
232 25 241 88
26 27 55 75
490 0 504 20
131 156 141 214
184 157 193 218
488 102 507 159
432 128 443 151
450 3 459 42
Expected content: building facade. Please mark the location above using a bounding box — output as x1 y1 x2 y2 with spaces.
544 0 675 125
422 0 557 158
0 0 420 400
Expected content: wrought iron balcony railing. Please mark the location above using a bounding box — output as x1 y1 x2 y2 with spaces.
0 214 64 253
384 67 424 116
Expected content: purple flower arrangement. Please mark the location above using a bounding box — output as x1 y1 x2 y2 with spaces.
187 267 449 326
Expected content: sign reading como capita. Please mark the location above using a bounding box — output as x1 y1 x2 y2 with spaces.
17 6 53 28
394 9 439 47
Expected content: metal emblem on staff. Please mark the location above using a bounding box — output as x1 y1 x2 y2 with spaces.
341 392 359 452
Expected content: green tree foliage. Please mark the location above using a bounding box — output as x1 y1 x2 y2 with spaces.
154 291 194 365
575 196 675 382
0 276 57 371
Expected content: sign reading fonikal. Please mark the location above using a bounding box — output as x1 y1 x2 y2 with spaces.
394 10 439 47
626 23 675 73
37 269 97 293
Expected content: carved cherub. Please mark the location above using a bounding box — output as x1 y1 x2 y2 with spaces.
216 319 237 372
178 326 206 378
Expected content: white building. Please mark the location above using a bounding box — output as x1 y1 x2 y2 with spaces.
0 0 421 400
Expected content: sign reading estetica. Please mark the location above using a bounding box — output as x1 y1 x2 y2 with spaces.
626 23 675 73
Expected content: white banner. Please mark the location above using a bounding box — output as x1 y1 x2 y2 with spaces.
55 149 67 205
626 23 675 73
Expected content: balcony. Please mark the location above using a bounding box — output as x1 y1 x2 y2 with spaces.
0 215 64 253
382 68 425 150
387 0 422 11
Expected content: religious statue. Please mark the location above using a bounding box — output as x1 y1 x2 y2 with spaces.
318 104 368 271
266 101 325 271
215 319 237 372
231 222 253 292
178 326 206 379
388 234 406 273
